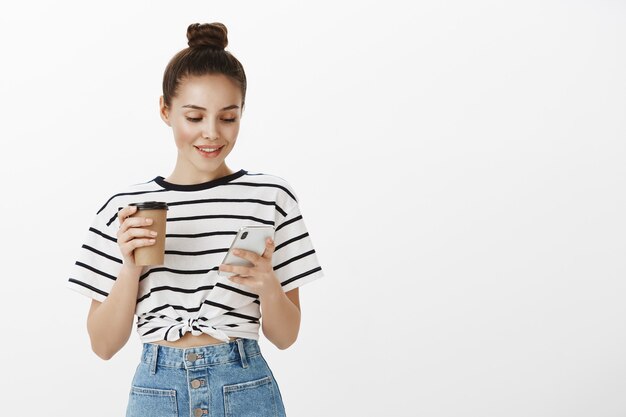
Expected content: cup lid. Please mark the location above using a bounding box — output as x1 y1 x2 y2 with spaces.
129 201 169 210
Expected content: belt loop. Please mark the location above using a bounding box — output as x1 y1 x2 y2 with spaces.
150 344 158 375
236 338 248 369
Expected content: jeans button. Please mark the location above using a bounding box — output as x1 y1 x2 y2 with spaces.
191 379 202 389
186 353 198 362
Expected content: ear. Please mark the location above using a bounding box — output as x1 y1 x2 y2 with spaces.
159 95 171 126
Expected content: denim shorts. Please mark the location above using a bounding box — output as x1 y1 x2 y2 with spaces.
125 338 287 417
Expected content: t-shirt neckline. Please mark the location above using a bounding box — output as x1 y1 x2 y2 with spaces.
153 169 247 191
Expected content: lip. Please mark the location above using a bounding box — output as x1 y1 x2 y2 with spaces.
194 145 224 158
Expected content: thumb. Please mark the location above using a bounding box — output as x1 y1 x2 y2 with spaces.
261 237 275 259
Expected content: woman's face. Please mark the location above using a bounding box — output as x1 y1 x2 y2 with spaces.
159 73 243 178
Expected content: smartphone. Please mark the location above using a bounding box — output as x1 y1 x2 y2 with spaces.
218 225 275 277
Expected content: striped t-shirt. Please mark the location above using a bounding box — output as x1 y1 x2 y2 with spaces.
65 169 324 343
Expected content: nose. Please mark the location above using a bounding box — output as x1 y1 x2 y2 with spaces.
201 118 219 141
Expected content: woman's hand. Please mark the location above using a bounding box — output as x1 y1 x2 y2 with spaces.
116 205 157 268
219 238 281 299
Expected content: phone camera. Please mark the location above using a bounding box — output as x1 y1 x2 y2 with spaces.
241 231 248 239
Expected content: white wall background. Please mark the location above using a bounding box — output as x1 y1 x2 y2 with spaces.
1 1 624 416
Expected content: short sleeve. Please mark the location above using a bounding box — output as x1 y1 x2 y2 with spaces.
65 202 124 302
272 203 324 293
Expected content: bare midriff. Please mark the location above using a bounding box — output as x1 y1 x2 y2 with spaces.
151 332 237 348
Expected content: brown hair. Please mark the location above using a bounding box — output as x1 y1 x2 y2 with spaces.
162 22 247 109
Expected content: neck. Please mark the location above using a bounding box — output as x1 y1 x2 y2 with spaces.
165 161 234 185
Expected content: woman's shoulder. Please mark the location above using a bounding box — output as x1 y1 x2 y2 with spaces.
240 170 299 202
240 170 291 186
92 176 163 217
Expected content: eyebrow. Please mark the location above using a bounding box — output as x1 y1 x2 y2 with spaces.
182 104 240 111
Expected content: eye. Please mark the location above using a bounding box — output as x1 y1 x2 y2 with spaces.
222 118 237 123
186 117 202 122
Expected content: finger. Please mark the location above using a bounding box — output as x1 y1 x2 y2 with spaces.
119 237 156 257
232 248 261 264
128 238 157 250
117 223 157 245
125 227 158 240
228 275 245 285
117 205 137 225
118 233 154 250
119 216 153 234
219 264 252 276
261 238 275 259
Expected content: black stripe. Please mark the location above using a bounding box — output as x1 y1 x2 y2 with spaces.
275 232 308 251
275 206 287 217
154 170 246 191
164 326 173 340
137 284 215 303
137 315 160 328
165 248 228 256
203 300 234 311
139 266 218 281
215 282 259 299
148 304 203 313
196 318 255 327
89 227 117 243
68 278 109 297
224 311 259 322
231 181 297 202
141 326 165 337
167 214 274 226
137 316 156 327
149 304 172 314
97 187 168 215
75 261 116 280
274 250 316 271
201 313 258 323
281 266 323 287
166 198 288 217
167 230 237 239
276 215 302 232
82 244 122 264
106 212 119 227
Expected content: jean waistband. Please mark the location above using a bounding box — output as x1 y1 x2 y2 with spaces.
141 338 260 370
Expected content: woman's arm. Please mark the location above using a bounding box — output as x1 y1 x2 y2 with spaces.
87 265 143 360
260 287 301 350
219 239 303 350
87 205 156 360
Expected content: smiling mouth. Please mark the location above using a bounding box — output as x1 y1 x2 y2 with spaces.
194 145 224 157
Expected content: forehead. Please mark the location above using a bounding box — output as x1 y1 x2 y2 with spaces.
174 74 242 110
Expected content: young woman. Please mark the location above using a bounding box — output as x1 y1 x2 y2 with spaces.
66 22 324 417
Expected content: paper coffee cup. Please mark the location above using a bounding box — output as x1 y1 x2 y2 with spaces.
128 201 168 266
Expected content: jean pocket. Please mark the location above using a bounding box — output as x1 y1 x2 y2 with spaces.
223 376 279 417
126 385 178 417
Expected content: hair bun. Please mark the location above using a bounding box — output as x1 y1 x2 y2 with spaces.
187 22 228 50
